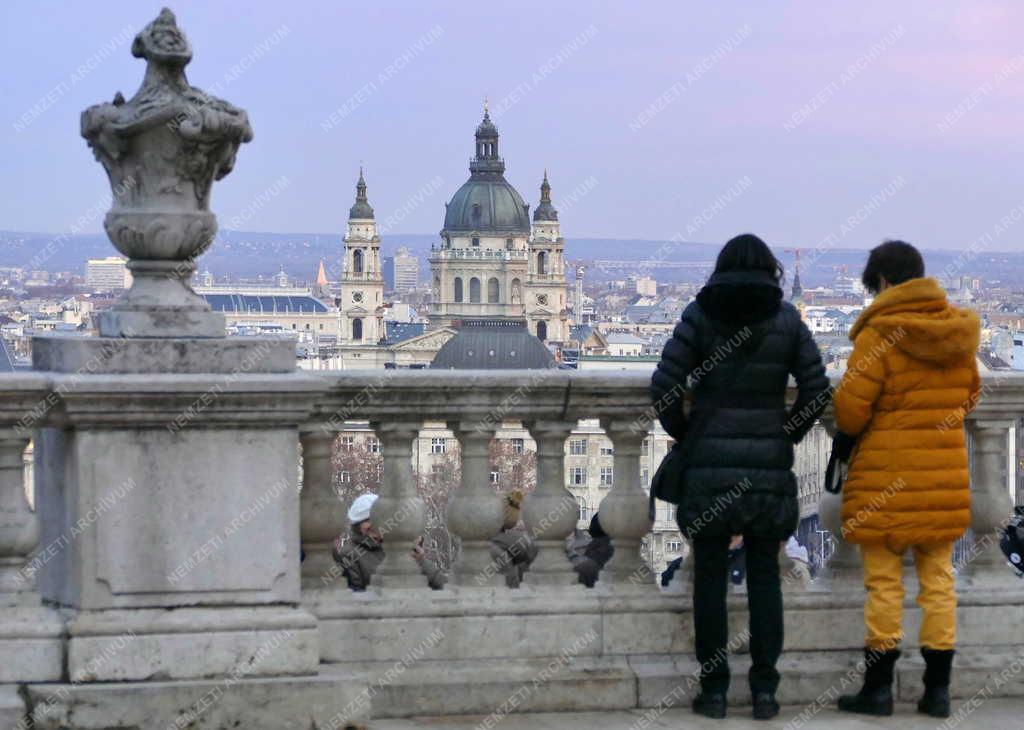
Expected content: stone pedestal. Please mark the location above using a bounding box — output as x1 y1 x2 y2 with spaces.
31 347 324 681
97 259 227 339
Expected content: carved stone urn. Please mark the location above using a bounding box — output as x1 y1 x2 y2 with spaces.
81 7 252 337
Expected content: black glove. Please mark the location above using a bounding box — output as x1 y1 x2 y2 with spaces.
824 432 857 494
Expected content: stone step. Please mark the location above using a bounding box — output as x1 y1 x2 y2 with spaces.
363 700 1024 730
23 675 371 730
320 656 637 719
310 585 1024 664
323 648 1024 720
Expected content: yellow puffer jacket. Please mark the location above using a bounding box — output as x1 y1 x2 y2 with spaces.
832 277 981 547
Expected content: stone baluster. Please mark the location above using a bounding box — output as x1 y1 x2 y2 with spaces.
523 420 579 585
0 382 63 687
0 430 38 600
814 415 863 592
370 421 428 588
299 428 345 589
963 418 1015 587
778 544 805 593
448 422 505 587
598 418 654 587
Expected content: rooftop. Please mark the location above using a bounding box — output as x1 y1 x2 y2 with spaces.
431 318 554 369
202 293 330 314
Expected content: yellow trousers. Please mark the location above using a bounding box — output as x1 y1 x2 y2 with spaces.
860 541 956 651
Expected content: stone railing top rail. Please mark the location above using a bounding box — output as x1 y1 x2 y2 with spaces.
1 369 1021 430
306 369 1024 428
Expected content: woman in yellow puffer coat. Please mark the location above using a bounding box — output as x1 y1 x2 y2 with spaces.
831 241 980 719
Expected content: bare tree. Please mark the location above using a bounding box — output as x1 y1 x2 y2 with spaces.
415 447 461 571
331 433 383 513
488 437 537 496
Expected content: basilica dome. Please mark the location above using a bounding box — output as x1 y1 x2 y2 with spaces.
443 178 530 234
442 108 530 235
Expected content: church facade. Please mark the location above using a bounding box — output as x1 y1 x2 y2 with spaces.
428 107 569 343
330 108 571 368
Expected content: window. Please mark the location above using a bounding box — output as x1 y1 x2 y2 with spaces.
578 498 589 522
490 471 499 484
570 467 586 485
487 277 499 303
339 471 351 484
472 236 480 246
367 438 380 454
374 464 383 483
340 436 354 451
537 250 547 275
600 445 614 456
600 467 613 487
506 238 513 249
352 249 363 274
470 277 481 303
641 468 649 485
431 464 446 479
536 321 547 341
512 438 524 455
431 438 447 454
352 318 363 341
569 439 587 455
667 540 682 553
454 277 463 303
319 324 324 330
641 438 649 456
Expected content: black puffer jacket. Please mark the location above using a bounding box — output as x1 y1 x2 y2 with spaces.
650 269 829 539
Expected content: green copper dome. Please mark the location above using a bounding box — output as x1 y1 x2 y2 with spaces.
442 109 530 234
349 168 374 220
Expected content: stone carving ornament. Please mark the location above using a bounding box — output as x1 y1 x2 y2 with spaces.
81 8 253 337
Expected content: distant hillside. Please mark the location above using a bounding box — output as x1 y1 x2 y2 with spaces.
2 229 1021 288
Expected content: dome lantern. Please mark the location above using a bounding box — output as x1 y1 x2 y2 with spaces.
348 166 374 220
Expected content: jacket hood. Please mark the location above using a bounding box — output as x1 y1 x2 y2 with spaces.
696 270 783 325
849 277 980 364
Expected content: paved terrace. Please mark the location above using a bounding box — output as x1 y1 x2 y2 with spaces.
375 701 1021 729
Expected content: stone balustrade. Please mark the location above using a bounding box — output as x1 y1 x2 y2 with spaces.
3 368 1023 724
3 369 1019 602
429 247 528 261
296 369 1024 594
304 370 658 590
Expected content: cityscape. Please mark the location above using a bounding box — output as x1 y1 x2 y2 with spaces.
2 107 1022 576
2 2 1023 728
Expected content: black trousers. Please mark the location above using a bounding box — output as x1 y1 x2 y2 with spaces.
692 534 783 695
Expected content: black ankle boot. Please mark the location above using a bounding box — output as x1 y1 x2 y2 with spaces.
918 648 954 718
752 692 779 720
837 648 900 716
692 692 727 719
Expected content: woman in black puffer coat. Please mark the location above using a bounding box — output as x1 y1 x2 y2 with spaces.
650 234 829 720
